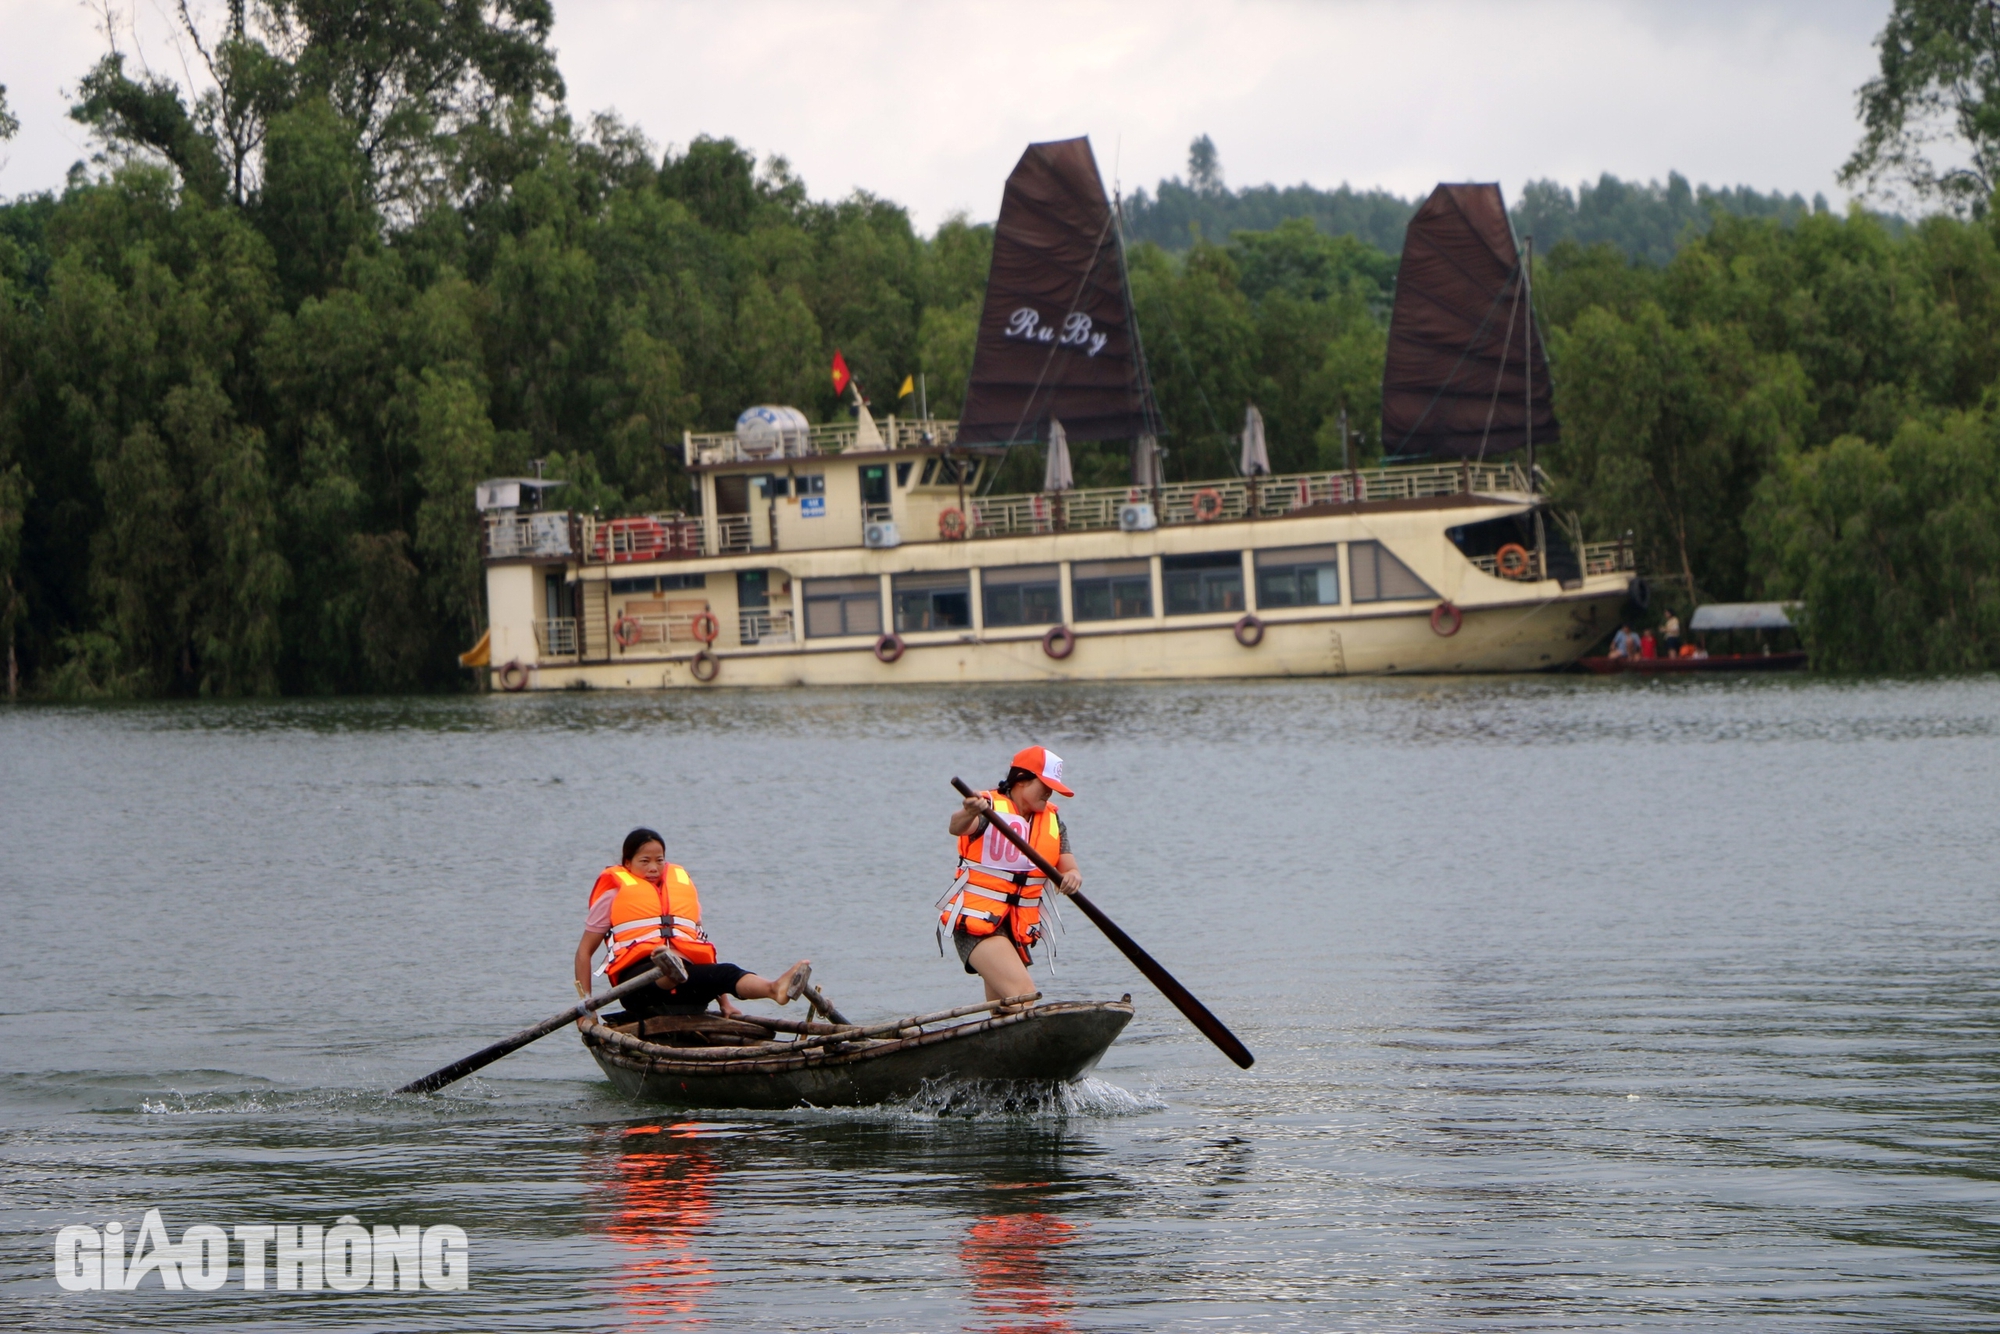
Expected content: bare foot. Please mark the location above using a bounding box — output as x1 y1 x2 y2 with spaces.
771 960 812 1006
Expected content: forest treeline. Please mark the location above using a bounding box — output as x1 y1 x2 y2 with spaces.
1 1 1997 695
1122 133 1863 265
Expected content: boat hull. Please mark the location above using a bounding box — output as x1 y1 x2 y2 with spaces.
581 1000 1133 1109
513 587 1629 690
1580 652 1807 675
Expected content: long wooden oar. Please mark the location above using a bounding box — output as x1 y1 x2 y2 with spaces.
951 777 1254 1069
397 962 676 1095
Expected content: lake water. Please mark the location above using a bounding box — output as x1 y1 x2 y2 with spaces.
3 675 1999 1331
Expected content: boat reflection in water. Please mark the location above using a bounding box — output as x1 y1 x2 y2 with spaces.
962 1207 1080 1334
594 1123 717 1327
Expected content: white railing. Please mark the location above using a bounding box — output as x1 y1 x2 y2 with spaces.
686 417 962 467
714 514 754 554
970 461 1531 539
534 618 579 656
1469 551 1547 581
1581 539 1636 576
577 514 703 564
611 607 713 648
738 608 794 645
484 512 574 559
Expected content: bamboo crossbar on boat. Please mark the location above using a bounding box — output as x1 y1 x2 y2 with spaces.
601 993 1042 1062
590 998 1082 1075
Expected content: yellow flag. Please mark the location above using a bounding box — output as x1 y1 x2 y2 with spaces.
898 375 915 398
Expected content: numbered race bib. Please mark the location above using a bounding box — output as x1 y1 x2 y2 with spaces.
983 814 1033 869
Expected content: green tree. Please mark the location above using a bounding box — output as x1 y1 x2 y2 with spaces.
1551 303 1809 608
1754 414 2000 671
1844 0 2000 213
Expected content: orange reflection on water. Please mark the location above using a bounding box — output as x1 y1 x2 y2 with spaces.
595 1122 716 1328
961 1211 1078 1334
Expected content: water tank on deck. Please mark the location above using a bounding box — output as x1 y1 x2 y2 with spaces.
735 405 811 459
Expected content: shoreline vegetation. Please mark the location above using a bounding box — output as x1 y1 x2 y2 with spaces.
2 2 1998 698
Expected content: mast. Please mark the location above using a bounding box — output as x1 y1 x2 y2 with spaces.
1523 232 1547 578
1113 184 1165 496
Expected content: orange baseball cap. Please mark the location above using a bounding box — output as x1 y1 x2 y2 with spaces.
1011 745 1073 797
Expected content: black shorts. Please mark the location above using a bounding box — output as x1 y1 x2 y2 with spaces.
611 961 750 1017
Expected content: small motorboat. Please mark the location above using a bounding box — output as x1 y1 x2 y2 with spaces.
579 994 1134 1109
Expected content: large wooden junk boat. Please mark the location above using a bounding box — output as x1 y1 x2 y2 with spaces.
477 145 1635 690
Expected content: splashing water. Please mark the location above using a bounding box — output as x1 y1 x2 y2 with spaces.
890 1076 1164 1119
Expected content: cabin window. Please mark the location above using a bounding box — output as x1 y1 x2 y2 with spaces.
544 572 572 620
1163 552 1244 615
1348 541 1435 603
736 570 769 609
860 465 891 507
893 572 971 632
982 565 1062 627
714 475 751 515
1072 559 1152 621
1255 545 1340 608
803 576 882 638
792 474 825 497
895 461 915 488
610 573 706 595
922 456 978 488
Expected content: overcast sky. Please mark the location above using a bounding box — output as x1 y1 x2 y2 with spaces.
0 0 1896 229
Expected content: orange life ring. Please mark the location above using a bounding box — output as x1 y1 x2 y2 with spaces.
874 633 905 663
1430 602 1463 637
1191 488 1224 522
689 650 719 682
498 659 530 691
1042 624 1076 659
1495 543 1532 579
1233 613 1264 647
690 611 720 644
613 615 643 648
938 507 968 540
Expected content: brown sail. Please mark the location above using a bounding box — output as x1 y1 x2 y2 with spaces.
957 137 1159 445
1381 183 1557 460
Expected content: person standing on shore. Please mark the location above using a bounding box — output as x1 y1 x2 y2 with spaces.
940 747 1082 1004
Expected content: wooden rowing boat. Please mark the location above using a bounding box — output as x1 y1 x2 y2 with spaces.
579 995 1135 1109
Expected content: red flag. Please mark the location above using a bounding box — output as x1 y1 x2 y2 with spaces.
831 350 851 396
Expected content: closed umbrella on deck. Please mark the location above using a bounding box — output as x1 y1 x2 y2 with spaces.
1044 418 1074 492
1240 405 1271 477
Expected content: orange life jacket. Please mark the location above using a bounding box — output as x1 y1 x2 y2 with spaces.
592 862 717 978
938 791 1062 954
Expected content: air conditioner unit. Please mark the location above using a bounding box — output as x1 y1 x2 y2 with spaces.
864 521 902 549
1118 502 1158 532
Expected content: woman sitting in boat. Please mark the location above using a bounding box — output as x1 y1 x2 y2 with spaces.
941 747 1082 1004
574 828 811 1020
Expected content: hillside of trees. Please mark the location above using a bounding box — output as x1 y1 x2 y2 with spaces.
1122 134 1864 265
1 0 1997 695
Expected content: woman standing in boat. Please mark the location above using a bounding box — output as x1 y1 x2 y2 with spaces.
942 747 1083 1003
575 828 811 1019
